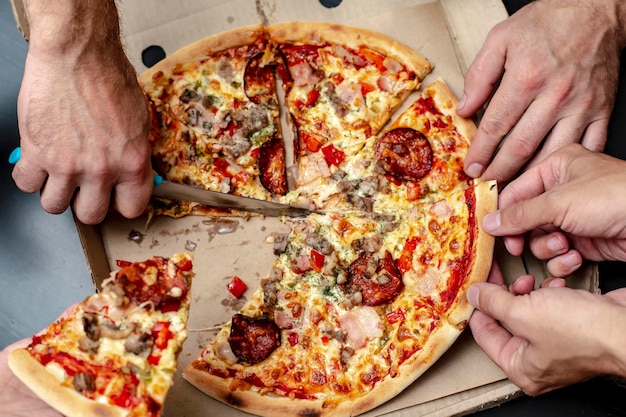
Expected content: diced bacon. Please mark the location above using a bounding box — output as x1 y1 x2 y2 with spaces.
290 62 321 87
430 200 452 218
292 252 312 274
338 306 383 350
414 266 440 296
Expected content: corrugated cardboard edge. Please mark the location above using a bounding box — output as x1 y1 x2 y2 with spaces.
73 214 111 290
10 0 29 40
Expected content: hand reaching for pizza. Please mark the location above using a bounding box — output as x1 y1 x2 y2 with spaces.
482 144 626 278
457 0 625 183
467 263 626 396
11 0 153 225
0 305 76 417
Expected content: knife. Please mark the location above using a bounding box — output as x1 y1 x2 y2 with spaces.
153 176 314 217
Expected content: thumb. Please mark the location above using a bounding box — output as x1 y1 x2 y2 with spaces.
467 282 515 322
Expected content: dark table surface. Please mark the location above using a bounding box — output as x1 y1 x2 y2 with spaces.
1 0 626 415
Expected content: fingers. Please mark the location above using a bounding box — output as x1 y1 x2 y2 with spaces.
72 181 112 225
467 282 515 323
509 275 535 296
11 159 47 194
545 251 583 278
111 168 153 220
468 308 514 365
456 26 506 118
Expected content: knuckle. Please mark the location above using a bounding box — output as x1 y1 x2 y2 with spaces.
479 116 511 139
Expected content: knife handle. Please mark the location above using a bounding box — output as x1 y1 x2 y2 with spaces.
8 147 20 164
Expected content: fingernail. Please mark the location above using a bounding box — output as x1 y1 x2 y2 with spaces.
467 285 480 307
465 162 484 178
547 278 566 288
482 212 501 233
547 236 565 253
562 251 582 270
457 94 467 112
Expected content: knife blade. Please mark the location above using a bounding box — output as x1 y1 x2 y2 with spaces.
152 176 314 217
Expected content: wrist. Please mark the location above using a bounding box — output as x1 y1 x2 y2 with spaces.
600 305 626 378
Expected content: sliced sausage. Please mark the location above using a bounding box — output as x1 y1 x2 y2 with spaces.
228 314 281 364
375 127 433 181
346 251 403 306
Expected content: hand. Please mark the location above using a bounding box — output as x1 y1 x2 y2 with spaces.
0 339 63 417
483 144 626 277
467 264 626 396
0 304 77 416
11 2 153 225
457 0 625 183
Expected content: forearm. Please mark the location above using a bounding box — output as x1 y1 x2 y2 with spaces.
23 0 124 58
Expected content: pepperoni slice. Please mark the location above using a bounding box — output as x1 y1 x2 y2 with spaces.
228 314 281 364
346 251 403 306
244 53 276 106
258 137 288 195
375 127 433 181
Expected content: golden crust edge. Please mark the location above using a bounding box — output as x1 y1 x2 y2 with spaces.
267 21 433 79
138 23 266 87
447 180 498 327
425 78 477 144
8 349 129 417
182 319 462 417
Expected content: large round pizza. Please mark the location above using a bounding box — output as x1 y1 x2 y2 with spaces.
140 22 496 417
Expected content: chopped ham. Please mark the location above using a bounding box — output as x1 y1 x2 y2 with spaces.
336 82 365 110
338 306 383 350
383 57 403 74
274 309 296 330
298 153 332 186
430 200 452 218
290 62 322 87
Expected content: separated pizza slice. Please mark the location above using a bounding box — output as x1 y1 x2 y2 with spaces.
8 253 194 417
373 79 478 212
391 180 497 327
267 22 432 189
280 79 472 215
140 24 288 209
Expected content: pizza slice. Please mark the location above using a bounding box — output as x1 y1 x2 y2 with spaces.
373 79 477 212
8 253 194 417
140 24 288 212
392 180 497 326
280 79 472 215
267 22 433 189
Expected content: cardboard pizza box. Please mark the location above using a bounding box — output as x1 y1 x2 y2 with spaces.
10 0 600 415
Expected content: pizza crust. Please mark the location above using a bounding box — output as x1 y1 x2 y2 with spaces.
267 21 433 80
139 23 266 88
184 318 462 417
425 78 478 144
8 348 128 417
447 180 498 327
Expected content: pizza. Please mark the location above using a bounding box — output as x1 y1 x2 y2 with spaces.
135 21 498 415
7 253 194 417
